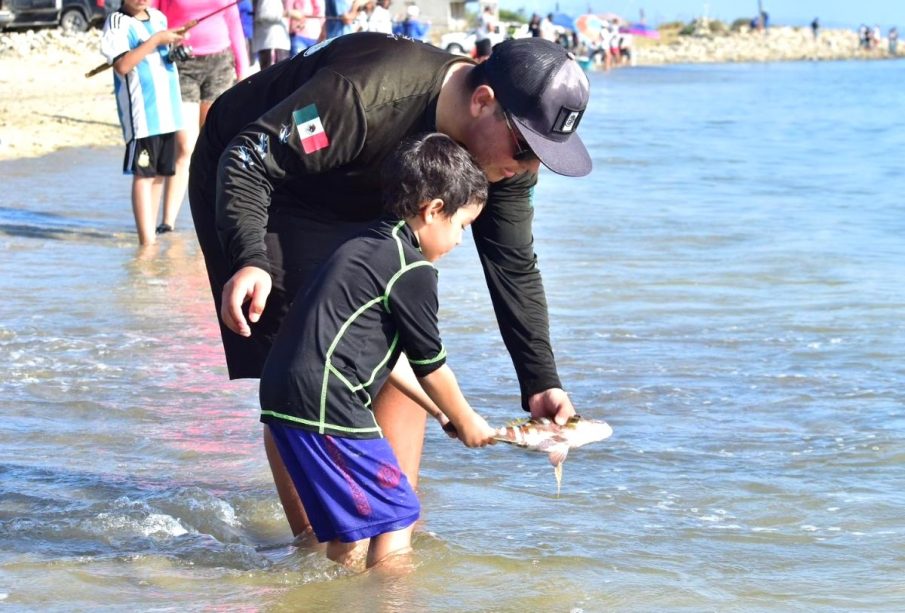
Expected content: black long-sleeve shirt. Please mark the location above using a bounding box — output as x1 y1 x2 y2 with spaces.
195 32 561 408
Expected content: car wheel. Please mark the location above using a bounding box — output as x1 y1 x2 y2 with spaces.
446 43 465 55
60 8 89 32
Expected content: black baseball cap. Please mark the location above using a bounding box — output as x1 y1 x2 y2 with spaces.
482 38 592 177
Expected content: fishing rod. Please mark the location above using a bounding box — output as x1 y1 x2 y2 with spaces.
85 1 239 78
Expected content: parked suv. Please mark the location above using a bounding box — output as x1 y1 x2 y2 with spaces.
0 0 117 32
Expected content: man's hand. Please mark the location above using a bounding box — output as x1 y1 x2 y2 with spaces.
221 266 272 337
527 388 576 425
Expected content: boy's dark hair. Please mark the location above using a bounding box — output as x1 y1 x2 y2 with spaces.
381 133 487 219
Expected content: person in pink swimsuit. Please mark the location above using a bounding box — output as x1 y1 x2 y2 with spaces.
152 0 250 234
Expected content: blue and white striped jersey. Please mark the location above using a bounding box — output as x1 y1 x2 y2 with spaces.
100 8 184 143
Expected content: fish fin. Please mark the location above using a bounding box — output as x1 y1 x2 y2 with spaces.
547 444 569 467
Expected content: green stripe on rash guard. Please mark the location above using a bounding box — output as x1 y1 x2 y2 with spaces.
321 295 384 431
353 332 400 391
392 220 407 267
261 410 383 436
328 363 356 391
409 346 447 365
383 260 433 313
391 219 422 264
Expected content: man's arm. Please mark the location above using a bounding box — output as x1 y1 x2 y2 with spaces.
471 171 576 423
214 68 366 334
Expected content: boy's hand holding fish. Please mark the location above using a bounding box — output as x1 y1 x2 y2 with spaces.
388 358 496 448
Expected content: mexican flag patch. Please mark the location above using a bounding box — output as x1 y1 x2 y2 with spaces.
293 104 329 154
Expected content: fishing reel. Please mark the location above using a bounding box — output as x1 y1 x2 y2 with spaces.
166 44 193 63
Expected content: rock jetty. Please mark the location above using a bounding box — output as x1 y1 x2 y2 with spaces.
634 25 899 65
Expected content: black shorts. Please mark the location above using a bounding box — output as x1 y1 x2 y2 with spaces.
189 145 369 379
124 133 177 177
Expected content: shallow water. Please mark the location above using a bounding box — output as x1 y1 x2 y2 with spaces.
2 59 904 611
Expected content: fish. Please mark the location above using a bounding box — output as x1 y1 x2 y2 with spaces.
494 415 613 494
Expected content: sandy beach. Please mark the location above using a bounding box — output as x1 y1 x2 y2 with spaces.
0 30 121 161
0 26 898 162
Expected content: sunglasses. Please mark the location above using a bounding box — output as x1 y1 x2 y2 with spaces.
502 111 538 162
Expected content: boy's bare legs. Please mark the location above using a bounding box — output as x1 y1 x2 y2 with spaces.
326 539 368 571
367 526 414 571
131 175 162 246
267 381 428 537
160 127 191 230
150 175 164 214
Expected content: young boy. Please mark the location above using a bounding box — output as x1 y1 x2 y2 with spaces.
100 0 185 246
259 133 497 570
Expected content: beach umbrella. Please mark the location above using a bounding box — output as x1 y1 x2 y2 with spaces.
574 14 605 41
550 12 576 30
619 22 661 39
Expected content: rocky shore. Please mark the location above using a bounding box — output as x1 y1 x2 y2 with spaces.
634 25 899 65
0 26 899 161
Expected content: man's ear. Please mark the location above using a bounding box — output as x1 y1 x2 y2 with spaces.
470 84 496 117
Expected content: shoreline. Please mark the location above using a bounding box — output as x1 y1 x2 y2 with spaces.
0 27 900 162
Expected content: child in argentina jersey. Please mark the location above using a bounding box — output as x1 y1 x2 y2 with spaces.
259 134 497 569
101 4 183 146
100 1 186 245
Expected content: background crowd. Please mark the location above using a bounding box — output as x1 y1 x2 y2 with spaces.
239 0 432 71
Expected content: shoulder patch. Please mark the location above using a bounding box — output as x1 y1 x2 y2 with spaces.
293 104 330 154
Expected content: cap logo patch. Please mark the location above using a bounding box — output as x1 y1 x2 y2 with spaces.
554 107 584 134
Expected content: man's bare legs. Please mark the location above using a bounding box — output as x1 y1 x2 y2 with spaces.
263 424 313 539
264 380 429 538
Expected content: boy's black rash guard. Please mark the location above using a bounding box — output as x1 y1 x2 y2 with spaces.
193 32 561 409
260 219 445 439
